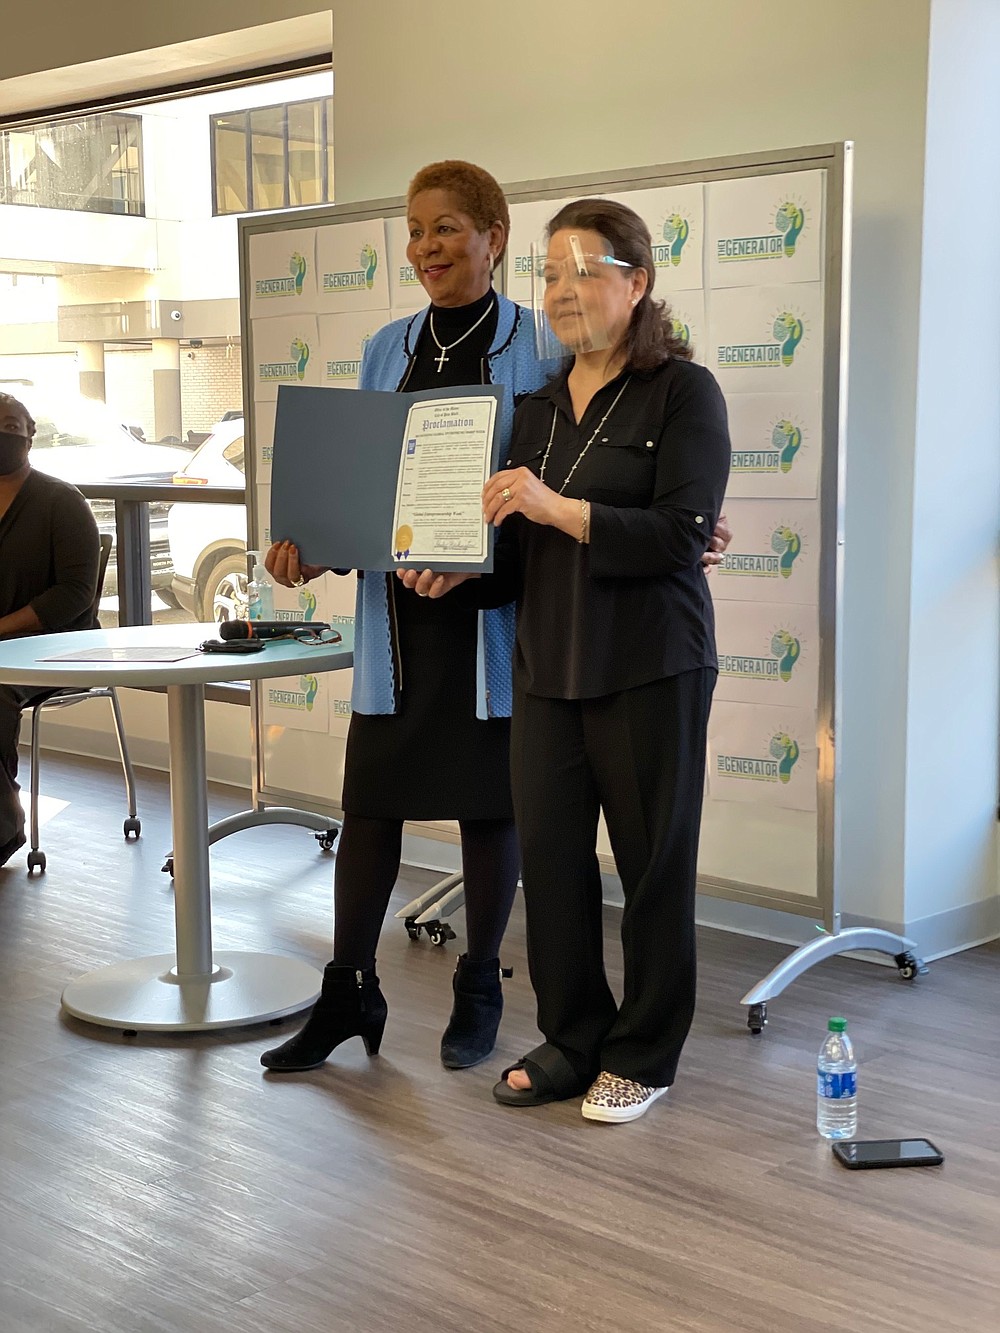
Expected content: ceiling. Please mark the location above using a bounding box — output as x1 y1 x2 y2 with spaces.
0 14 332 121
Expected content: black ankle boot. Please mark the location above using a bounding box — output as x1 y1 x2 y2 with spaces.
440 955 510 1070
261 964 388 1072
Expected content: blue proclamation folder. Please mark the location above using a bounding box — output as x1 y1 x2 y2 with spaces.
269 383 504 574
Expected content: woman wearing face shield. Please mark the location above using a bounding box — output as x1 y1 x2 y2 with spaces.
479 198 732 1122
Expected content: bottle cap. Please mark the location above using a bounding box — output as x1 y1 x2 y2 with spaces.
828 1016 847 1032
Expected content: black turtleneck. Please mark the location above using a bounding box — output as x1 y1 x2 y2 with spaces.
407 288 498 390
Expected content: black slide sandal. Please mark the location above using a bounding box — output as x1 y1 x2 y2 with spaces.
492 1043 589 1108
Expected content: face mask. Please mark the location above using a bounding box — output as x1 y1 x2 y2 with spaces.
0 431 30 476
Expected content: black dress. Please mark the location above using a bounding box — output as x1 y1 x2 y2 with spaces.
342 291 515 822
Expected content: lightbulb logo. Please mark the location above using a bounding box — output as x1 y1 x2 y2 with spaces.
670 318 692 348
772 313 803 367
289 252 307 295
300 675 319 712
769 732 800 784
773 419 803 472
663 214 689 266
775 202 805 257
717 195 807 264
770 630 801 682
652 211 692 270
298 588 317 621
291 338 310 380
771 525 802 578
323 244 381 293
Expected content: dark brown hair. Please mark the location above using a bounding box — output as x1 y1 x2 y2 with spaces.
545 198 693 368
407 160 510 264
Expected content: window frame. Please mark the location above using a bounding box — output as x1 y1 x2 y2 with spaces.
210 95 332 217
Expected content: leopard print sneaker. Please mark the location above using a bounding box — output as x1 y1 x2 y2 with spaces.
581 1071 668 1123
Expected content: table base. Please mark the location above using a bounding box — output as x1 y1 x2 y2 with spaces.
61 952 322 1032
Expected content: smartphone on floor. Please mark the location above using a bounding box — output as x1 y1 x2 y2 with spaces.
832 1138 943 1169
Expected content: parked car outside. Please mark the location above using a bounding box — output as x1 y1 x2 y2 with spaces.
167 419 250 622
6 384 190 600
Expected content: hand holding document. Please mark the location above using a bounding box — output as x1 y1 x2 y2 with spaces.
270 383 503 573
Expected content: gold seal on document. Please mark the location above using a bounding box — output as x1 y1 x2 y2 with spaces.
394 524 413 556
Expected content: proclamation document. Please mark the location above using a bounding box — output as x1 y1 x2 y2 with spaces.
270 382 504 573
392 396 497 564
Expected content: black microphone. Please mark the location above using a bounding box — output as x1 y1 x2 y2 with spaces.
219 619 331 641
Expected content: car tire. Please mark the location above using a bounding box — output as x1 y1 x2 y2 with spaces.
198 552 248 624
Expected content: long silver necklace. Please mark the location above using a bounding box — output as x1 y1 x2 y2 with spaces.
428 294 496 373
540 375 632 493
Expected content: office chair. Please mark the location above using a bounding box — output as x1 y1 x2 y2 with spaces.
25 533 140 874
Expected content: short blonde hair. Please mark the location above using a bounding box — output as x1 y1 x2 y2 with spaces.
407 160 510 263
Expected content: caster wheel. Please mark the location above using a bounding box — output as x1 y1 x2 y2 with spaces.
747 1002 767 1035
124 817 141 840
26 849 46 874
314 829 339 852
161 856 174 877
122 1029 138 1038
426 921 457 947
894 950 927 981
404 917 422 941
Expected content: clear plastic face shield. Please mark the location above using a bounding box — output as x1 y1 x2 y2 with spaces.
531 233 635 359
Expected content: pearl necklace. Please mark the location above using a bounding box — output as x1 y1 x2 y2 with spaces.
428 294 496 373
539 376 632 494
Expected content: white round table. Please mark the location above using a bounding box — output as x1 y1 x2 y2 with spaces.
0 621 353 1033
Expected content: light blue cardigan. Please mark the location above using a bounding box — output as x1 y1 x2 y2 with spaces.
351 293 556 718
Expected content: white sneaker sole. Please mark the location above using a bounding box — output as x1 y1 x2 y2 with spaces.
581 1084 668 1123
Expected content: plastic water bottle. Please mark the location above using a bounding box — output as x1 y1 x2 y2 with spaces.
246 551 274 621
817 1016 857 1140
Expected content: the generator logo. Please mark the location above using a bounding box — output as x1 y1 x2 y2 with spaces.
717 310 805 371
731 416 805 477
652 212 691 269
255 251 308 299
720 524 804 580
326 332 372 381
323 243 379 293
273 588 318 623
258 338 310 383
719 629 801 684
717 198 806 264
397 261 422 288
670 317 692 349
716 730 801 785
267 674 319 712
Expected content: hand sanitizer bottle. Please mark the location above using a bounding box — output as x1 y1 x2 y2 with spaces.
246 551 274 621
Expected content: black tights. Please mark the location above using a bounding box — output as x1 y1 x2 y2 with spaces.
331 813 520 969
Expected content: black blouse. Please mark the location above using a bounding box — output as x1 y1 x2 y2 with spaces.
504 357 731 699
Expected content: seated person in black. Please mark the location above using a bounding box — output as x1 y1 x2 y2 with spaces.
0 392 100 868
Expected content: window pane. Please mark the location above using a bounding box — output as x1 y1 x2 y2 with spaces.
287 100 323 206
325 99 334 202
0 115 143 216
249 106 286 211
213 114 248 214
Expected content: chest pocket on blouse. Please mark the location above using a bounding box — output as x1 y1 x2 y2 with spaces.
505 445 546 477
588 433 659 505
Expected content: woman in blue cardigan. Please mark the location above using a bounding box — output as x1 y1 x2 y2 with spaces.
261 161 555 1074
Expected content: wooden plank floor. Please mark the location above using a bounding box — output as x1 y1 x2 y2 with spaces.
0 750 997 1333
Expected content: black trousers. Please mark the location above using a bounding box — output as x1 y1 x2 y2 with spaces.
510 668 715 1089
0 684 49 867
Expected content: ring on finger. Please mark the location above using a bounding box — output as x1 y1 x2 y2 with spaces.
502 486 512 502
291 575 306 588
